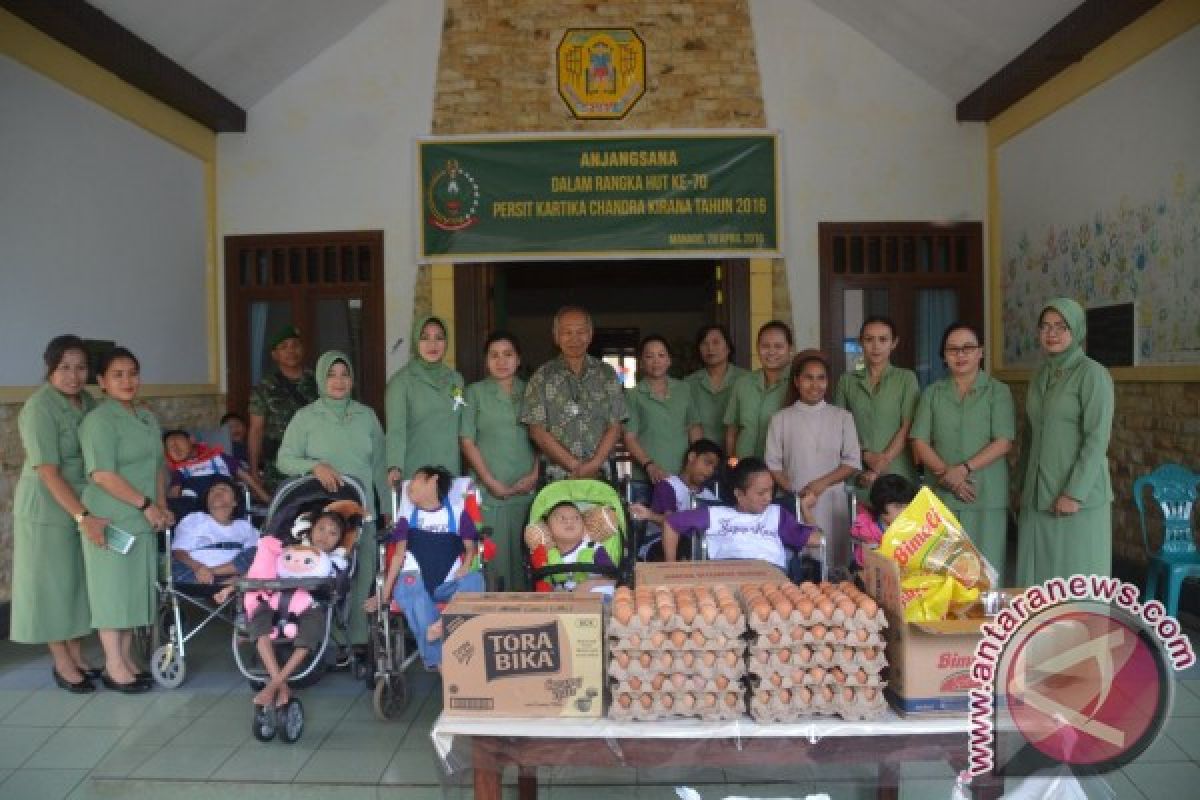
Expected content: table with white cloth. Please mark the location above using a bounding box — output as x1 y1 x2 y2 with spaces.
430 711 1003 800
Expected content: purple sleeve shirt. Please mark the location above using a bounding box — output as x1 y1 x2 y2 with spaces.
778 508 816 549
649 480 679 515
664 506 711 538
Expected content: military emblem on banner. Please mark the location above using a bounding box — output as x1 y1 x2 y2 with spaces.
427 159 481 231
557 29 646 120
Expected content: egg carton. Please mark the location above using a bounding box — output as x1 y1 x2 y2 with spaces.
608 655 746 684
609 630 745 652
609 645 747 671
748 685 887 722
748 645 887 672
748 666 886 690
745 606 887 634
609 690 745 721
834 688 889 721
750 627 886 649
607 610 745 638
612 673 744 695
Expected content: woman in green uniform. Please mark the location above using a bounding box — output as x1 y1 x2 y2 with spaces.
459 332 539 591
385 316 465 484
13 335 109 692
79 347 172 693
277 351 390 648
685 325 745 444
724 320 793 461
910 323 1015 580
625 335 702 488
1016 298 1114 586
833 316 919 494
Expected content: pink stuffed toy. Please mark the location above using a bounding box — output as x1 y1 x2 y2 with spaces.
244 537 332 639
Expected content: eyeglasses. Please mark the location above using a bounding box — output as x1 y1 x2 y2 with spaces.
944 345 981 356
1038 322 1069 334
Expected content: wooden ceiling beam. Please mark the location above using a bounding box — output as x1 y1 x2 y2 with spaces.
957 0 1163 122
1 0 246 132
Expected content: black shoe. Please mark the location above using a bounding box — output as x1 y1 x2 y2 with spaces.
81 667 104 681
52 668 95 694
100 672 151 694
252 704 277 742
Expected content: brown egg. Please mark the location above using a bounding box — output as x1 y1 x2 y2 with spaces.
775 598 794 618
702 651 717 667
818 645 834 662
791 667 806 684
796 598 815 618
755 689 771 705
680 652 696 668
659 652 674 670
863 687 878 701
723 650 740 667
779 688 791 704
751 600 770 623
811 624 827 640
651 632 666 648
796 646 812 664
754 649 770 665
670 631 687 648
627 633 642 649
767 629 783 645
842 687 856 702
613 602 633 625
638 604 654 625
657 604 675 623
651 673 667 690
725 692 740 708
777 647 792 664
714 674 730 690
628 676 642 690
837 599 857 618
855 628 870 643
831 667 846 684
769 672 783 687
700 605 719 624
795 686 813 704
639 652 653 668
809 666 826 682
670 672 687 689
639 694 655 710
703 692 718 708
859 597 879 616
678 604 697 625
818 599 835 618
722 604 741 624
688 630 706 647
615 651 631 669
661 694 675 711
615 586 633 601
618 693 633 708
862 647 878 660
800 581 817 594
819 686 834 702
838 648 854 664
680 693 697 710
832 627 847 642
856 668 869 684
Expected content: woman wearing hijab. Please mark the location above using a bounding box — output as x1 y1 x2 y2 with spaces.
277 351 389 648
1016 298 1114 585
385 316 465 484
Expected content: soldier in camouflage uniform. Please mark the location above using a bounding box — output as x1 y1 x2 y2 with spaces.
247 326 318 492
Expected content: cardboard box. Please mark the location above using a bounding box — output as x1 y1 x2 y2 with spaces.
862 549 986 715
635 560 787 587
440 592 605 717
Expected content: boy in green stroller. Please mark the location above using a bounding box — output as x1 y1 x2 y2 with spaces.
523 479 629 591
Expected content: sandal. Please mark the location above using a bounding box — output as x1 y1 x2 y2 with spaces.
252 704 277 742
279 698 304 743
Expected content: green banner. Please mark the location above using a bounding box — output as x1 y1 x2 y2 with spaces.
417 132 781 261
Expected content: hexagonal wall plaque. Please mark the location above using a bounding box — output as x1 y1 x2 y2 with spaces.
557 28 646 120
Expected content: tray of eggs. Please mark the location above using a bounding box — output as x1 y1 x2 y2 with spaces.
741 581 889 721
608 584 748 720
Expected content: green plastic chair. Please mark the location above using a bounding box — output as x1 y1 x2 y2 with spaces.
1134 464 1200 618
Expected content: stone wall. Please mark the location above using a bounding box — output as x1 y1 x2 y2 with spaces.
0 393 224 603
1007 380 1200 572
431 0 791 321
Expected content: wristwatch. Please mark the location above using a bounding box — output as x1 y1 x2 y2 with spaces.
73 509 90 526
138 496 153 511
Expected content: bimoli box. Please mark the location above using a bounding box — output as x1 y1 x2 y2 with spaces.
635 560 787 587
862 549 985 715
440 592 604 717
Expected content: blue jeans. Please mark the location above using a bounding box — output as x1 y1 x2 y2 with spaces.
171 546 257 585
393 570 485 668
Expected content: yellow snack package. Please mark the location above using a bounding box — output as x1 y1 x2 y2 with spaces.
877 487 998 590
899 573 980 622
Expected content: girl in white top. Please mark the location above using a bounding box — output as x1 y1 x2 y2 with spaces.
764 350 861 568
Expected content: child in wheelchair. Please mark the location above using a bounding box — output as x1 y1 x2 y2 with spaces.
365 466 484 671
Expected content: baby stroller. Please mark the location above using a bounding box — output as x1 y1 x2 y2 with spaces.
364 477 484 721
526 479 631 591
142 482 255 689
231 475 368 740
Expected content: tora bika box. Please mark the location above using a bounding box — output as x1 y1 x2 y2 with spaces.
440 593 605 717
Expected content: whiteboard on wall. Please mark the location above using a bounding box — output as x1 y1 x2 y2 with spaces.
997 25 1200 368
0 55 208 386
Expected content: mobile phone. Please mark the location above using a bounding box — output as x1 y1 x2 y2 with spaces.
104 525 137 555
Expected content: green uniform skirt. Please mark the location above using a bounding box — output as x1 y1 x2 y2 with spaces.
81 525 157 630
1016 504 1111 587
482 498 535 592
10 518 93 643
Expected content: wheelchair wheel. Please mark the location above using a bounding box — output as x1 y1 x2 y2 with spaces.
372 674 407 720
150 643 186 689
